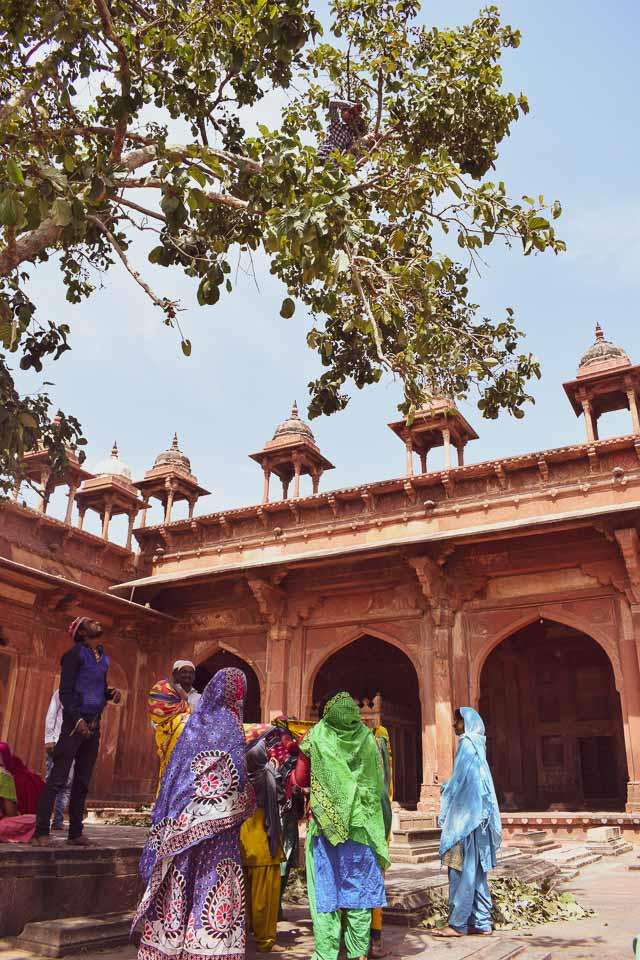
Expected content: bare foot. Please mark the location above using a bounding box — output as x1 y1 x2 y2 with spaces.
66 835 98 846
469 928 493 936
431 926 463 938
31 835 51 846
369 943 392 958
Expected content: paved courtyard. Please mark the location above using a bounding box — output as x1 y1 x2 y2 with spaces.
12 848 633 960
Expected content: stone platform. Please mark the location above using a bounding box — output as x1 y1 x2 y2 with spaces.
501 811 640 842
0 826 146 938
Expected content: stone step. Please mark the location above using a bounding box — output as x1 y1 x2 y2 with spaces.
393 814 438 832
0 951 34 960
388 845 440 864
510 830 561 855
15 913 132 958
390 827 441 844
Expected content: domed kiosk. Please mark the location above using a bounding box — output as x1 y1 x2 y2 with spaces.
564 324 640 441
250 402 334 502
75 442 142 546
135 434 210 525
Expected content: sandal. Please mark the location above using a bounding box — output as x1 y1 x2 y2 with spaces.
431 927 463 938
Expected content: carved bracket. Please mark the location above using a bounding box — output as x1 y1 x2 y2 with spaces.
614 528 640 604
246 576 286 627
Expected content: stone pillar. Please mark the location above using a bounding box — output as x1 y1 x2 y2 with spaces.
457 442 465 467
613 529 640 810
432 603 455 781
188 498 196 519
442 428 452 470
419 452 427 475
293 457 302 499
262 466 271 504
125 511 136 552
101 502 112 539
165 487 175 523
265 622 290 720
77 507 86 530
408 557 455 812
405 437 414 476
282 479 290 500
140 501 149 528
621 603 640 811
246 577 288 720
64 484 78 525
311 470 321 495
35 469 51 514
627 389 640 435
417 612 439 813
581 399 598 442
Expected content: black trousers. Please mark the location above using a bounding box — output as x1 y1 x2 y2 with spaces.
35 714 101 838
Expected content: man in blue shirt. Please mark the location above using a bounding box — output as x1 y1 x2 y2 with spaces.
33 616 121 845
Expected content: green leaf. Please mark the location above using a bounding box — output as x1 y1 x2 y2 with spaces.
6 158 24 185
52 198 72 227
181 339 192 357
390 229 405 251
63 154 76 173
0 192 24 227
280 297 295 319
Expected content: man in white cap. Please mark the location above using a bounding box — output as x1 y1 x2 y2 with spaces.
172 660 201 710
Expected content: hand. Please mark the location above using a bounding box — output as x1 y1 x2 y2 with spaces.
73 718 89 737
111 689 122 704
45 742 55 754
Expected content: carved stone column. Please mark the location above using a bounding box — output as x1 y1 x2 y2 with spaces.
408 557 455 811
247 576 289 719
613 528 640 811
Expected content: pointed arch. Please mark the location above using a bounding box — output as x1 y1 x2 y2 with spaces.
310 631 423 807
196 647 262 723
478 617 628 811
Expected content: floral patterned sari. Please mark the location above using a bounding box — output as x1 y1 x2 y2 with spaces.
134 668 255 960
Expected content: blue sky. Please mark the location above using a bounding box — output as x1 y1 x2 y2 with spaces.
20 0 640 538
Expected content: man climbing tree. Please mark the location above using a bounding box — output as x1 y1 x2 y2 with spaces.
317 100 368 163
0 0 565 494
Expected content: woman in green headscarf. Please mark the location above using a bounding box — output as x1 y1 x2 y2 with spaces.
295 691 390 960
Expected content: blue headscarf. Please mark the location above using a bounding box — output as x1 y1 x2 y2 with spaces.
438 707 502 860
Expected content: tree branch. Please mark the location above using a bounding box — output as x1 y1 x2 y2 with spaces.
0 50 62 123
375 70 384 134
116 197 166 222
87 215 178 315
350 254 397 371
0 217 62 276
94 0 131 163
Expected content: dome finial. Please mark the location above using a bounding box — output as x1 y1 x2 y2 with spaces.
111 441 119 459
291 400 299 419
171 432 179 450
595 322 604 341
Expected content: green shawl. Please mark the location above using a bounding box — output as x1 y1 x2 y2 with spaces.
301 692 390 869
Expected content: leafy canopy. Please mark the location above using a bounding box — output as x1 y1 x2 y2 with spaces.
0 0 564 493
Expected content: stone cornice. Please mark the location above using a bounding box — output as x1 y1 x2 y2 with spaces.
122 434 640 591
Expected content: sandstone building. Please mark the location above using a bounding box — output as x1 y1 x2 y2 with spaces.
1 326 640 819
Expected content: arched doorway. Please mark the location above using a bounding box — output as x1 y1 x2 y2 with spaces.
196 649 261 723
480 618 627 811
312 635 422 807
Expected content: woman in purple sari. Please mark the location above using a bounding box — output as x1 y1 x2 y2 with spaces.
133 668 255 960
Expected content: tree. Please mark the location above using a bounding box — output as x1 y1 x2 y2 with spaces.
0 0 564 494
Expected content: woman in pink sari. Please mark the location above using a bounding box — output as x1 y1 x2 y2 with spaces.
0 741 45 843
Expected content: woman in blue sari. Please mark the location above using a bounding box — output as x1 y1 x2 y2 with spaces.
433 707 502 939
133 668 255 960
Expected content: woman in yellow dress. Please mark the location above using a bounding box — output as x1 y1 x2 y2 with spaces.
148 678 192 794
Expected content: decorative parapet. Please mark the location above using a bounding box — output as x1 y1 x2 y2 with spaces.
121 434 640 591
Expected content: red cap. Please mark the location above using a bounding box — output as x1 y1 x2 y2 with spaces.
68 616 90 642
